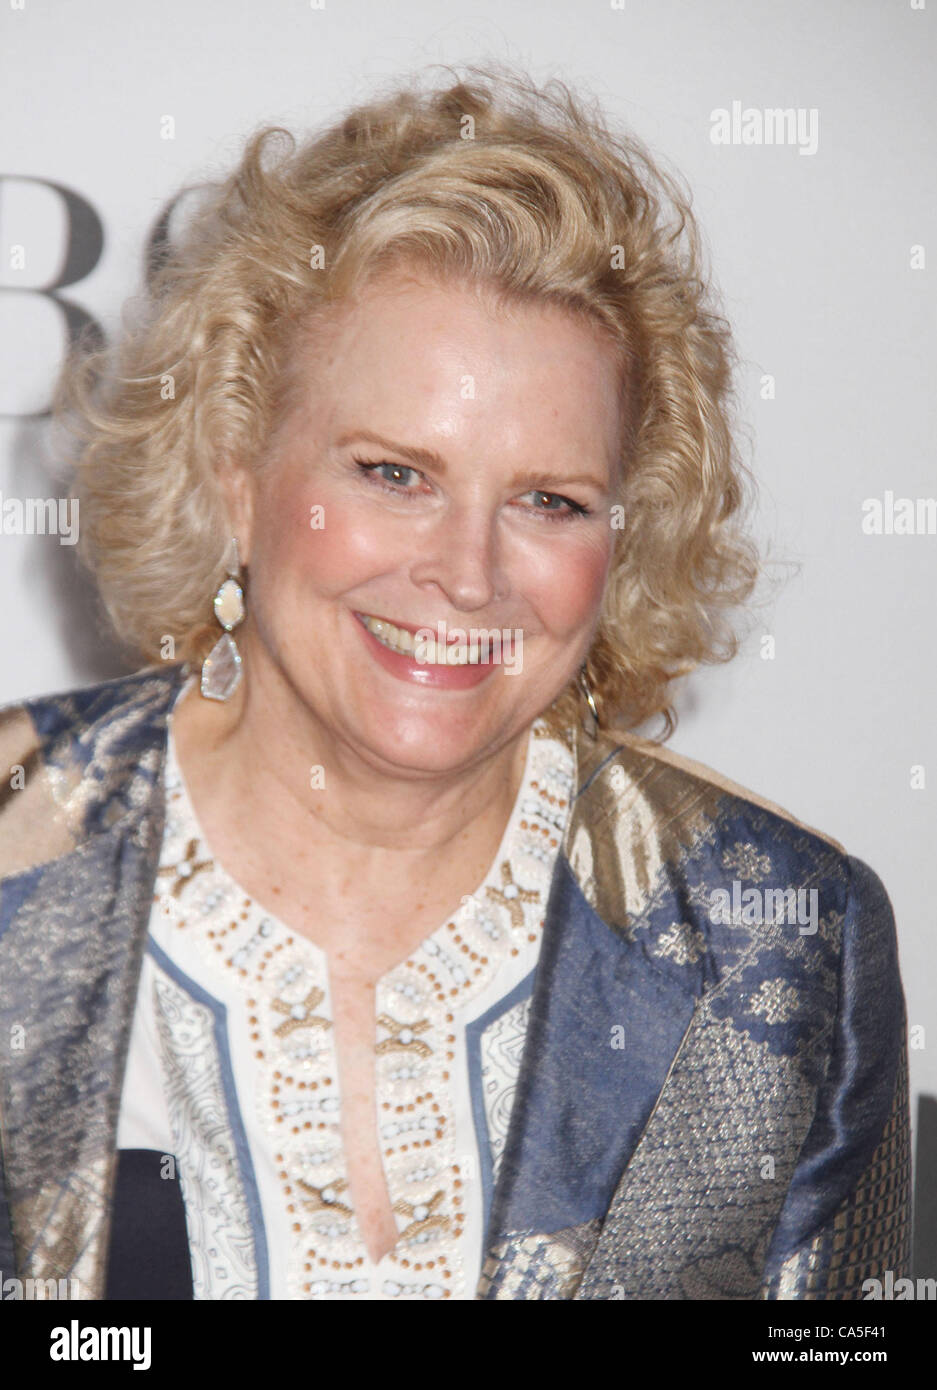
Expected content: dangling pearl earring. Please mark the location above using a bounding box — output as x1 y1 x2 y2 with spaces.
200 536 246 702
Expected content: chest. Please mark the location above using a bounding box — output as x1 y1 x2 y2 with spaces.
325 967 414 1264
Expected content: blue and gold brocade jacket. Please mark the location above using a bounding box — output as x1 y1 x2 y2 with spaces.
0 664 912 1299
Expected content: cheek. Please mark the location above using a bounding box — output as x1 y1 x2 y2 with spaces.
252 473 399 598
515 531 612 636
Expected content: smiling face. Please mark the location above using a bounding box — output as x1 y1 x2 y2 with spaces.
224 266 626 776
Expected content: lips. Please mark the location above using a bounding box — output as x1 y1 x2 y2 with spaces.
357 613 500 666
352 610 505 689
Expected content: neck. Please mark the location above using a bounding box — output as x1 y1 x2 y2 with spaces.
170 653 533 886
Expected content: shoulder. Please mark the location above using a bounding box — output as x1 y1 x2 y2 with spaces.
567 720 896 965
0 664 187 874
0 662 187 763
586 721 845 854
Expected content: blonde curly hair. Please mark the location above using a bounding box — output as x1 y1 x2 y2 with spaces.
56 62 759 741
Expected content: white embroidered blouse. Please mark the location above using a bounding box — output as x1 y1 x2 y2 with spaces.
116 682 575 1300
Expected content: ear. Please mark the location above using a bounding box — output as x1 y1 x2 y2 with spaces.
216 456 255 567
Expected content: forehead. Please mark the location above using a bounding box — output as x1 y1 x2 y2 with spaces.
275 267 630 461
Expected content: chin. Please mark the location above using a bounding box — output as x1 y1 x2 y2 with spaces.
347 697 515 773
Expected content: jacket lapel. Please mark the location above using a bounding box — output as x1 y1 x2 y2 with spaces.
476 720 726 1299
0 665 185 1298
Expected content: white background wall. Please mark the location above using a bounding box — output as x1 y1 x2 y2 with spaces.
1 0 934 1267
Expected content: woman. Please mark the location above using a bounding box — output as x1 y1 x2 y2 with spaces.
0 67 910 1301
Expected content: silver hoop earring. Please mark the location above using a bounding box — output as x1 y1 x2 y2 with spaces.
200 536 246 702
578 663 599 740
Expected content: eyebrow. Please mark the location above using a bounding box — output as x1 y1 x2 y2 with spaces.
335 429 610 491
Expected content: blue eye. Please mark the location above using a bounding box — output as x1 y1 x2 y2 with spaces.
355 459 421 497
524 490 590 519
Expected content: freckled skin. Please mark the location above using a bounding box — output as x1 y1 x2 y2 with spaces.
173 265 628 1264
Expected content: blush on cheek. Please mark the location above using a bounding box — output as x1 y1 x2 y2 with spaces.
261 483 401 601
520 535 612 636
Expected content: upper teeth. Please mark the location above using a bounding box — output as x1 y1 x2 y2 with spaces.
361 615 487 665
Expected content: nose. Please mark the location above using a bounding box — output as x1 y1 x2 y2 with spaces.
408 506 509 612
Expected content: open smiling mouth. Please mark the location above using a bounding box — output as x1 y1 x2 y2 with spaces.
356 613 511 666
